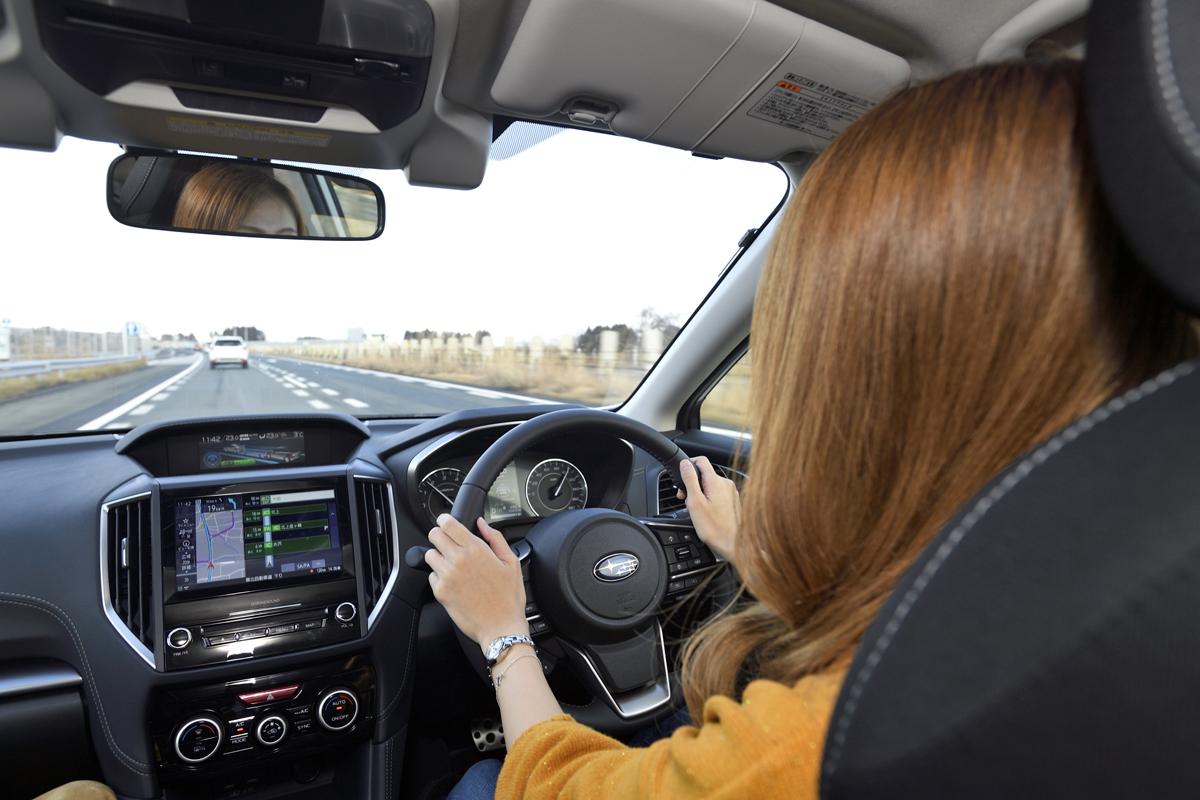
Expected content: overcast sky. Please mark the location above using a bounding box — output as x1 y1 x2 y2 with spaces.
2 127 785 343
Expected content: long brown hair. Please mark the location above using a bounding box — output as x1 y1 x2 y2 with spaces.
682 60 1197 717
173 162 305 235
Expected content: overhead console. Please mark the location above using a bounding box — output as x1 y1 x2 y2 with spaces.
491 0 912 161
35 0 433 133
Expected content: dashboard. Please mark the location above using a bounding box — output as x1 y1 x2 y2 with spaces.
0 405 711 799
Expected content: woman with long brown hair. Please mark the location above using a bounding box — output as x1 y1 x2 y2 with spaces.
430 59 1197 799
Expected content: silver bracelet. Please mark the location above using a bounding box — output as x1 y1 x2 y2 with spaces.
493 653 539 689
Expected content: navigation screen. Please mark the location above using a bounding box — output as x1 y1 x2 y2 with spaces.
174 488 342 593
199 431 306 470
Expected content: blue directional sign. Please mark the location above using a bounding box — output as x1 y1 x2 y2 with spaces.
125 321 141 336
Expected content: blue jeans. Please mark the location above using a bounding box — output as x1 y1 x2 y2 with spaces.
446 710 691 800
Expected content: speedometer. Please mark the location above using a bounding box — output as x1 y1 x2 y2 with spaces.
417 467 465 524
525 458 588 517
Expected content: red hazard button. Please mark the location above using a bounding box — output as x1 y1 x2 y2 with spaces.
238 684 300 706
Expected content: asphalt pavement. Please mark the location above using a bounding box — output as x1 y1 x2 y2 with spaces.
0 355 553 436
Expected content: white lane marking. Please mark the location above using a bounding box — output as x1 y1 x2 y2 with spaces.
343 398 368 408
466 389 505 399
293 389 310 397
321 388 339 396
152 393 169 401
104 423 125 430
308 399 332 410
305 381 320 388
128 404 155 416
268 355 558 404
77 356 203 431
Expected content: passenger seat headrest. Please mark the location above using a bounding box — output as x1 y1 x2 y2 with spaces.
1087 0 1200 314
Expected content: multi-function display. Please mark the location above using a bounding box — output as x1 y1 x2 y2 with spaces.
198 431 306 470
174 488 342 593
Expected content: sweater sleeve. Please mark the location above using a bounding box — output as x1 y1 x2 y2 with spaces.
495 671 844 800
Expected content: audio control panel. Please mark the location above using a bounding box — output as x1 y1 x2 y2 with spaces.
151 656 373 780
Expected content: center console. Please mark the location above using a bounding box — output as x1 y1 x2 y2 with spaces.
100 417 403 785
151 656 374 777
160 477 362 671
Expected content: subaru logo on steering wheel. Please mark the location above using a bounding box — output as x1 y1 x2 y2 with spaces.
593 552 640 582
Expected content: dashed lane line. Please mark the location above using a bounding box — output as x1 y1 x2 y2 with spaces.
78 356 203 431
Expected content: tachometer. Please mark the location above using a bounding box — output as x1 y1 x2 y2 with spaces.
417 468 465 524
525 458 588 517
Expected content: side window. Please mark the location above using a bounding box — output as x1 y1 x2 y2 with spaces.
700 351 751 435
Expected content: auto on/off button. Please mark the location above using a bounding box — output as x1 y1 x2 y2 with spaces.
317 689 359 731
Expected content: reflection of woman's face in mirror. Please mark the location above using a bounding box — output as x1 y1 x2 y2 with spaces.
238 194 299 236
171 162 305 237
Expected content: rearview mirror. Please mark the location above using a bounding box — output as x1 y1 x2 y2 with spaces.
107 152 384 240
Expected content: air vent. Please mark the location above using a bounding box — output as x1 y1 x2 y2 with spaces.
355 478 398 625
657 471 685 515
102 494 155 666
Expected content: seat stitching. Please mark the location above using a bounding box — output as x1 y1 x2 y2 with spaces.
819 361 1195 790
0 593 153 773
1151 0 1200 161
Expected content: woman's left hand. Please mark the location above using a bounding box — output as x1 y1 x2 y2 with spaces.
425 514 529 651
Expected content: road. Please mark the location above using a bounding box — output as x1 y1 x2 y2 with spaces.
0 355 553 436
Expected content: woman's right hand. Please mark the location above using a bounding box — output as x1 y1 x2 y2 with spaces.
676 457 740 563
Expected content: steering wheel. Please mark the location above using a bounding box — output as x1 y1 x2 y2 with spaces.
405 408 722 733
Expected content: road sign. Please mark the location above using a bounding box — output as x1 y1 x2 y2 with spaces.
125 321 141 336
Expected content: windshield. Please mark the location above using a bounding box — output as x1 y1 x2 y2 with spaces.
0 124 785 436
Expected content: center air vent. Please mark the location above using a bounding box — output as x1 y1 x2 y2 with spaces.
657 471 685 515
102 493 155 666
355 478 398 626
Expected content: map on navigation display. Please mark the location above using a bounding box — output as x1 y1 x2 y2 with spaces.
197 501 246 582
173 488 344 592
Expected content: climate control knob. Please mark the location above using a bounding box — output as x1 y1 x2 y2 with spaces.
174 716 223 764
255 714 288 747
317 688 359 732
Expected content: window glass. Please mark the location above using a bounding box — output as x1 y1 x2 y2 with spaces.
0 124 785 436
701 351 751 435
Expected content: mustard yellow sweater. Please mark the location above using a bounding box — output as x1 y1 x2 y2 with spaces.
496 670 845 800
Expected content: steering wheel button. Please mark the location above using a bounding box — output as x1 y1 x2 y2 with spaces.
657 530 679 546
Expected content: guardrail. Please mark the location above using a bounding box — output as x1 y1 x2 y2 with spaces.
0 354 142 380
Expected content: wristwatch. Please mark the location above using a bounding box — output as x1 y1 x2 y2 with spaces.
483 634 535 674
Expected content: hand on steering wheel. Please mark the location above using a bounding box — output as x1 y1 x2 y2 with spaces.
425 514 529 649
677 457 740 563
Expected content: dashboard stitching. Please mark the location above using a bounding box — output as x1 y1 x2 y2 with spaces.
379 609 420 721
0 593 152 774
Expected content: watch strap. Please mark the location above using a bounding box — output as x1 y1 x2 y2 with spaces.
484 634 535 673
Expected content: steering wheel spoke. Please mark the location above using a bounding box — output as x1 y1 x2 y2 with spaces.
639 517 723 602
560 621 673 719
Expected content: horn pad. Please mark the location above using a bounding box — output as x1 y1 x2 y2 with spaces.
526 509 667 641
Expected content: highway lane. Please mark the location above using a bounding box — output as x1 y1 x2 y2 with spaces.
0 355 555 436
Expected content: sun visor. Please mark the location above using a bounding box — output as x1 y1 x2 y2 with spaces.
491 0 910 161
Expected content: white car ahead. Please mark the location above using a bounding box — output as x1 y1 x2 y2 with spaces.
208 337 249 369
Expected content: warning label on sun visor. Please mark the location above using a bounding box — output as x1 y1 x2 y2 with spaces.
747 74 875 141
166 116 331 148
